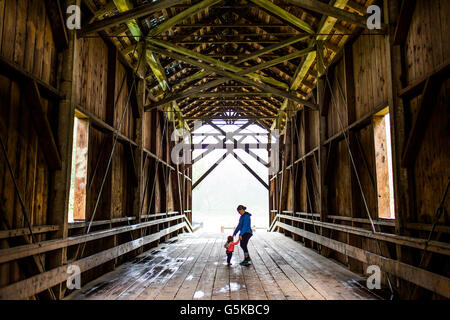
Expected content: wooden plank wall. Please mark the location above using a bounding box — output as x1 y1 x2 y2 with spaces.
271 0 449 299
0 0 192 298
0 0 57 289
404 0 449 224
75 37 108 121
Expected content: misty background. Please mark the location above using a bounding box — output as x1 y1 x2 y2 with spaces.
191 122 270 232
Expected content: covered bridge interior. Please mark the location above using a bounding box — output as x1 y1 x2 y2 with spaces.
0 0 449 300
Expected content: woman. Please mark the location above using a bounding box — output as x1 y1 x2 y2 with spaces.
232 205 253 265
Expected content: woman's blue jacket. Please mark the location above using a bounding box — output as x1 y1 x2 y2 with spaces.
233 212 252 236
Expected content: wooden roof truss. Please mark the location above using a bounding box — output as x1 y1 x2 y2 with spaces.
81 0 376 130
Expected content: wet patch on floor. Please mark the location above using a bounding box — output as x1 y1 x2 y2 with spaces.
217 282 244 293
193 291 204 299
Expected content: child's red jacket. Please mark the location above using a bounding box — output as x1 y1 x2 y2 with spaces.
225 240 240 252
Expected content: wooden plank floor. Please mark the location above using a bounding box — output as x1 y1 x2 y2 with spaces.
65 232 380 300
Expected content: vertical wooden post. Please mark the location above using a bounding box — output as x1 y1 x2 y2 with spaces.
279 130 289 235
316 40 329 256
287 119 295 238
133 78 145 253
384 0 415 295
99 42 118 271
106 45 118 128
343 42 363 273
47 0 80 299
384 0 412 235
132 79 145 220
289 115 295 214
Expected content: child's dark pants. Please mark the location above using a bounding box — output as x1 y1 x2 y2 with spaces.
226 251 233 264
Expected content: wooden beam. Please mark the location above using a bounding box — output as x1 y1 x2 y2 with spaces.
90 2 117 22
106 2 184 128
190 92 275 98
0 215 185 265
398 61 450 99
146 48 171 92
76 106 138 147
143 148 176 171
239 46 316 74
126 69 141 118
24 81 62 170
68 217 135 229
186 106 273 116
277 214 450 256
145 44 318 110
147 38 288 89
174 23 288 28
48 12 78 297
146 0 223 37
235 34 311 64
185 116 276 120
132 79 145 226
106 44 118 126
0 223 187 299
0 54 64 100
274 0 351 128
401 74 445 167
275 222 450 299
393 0 417 45
168 34 310 89
171 39 293 44
248 0 315 34
0 225 59 240
44 0 68 50
111 1 140 39
284 0 368 28
145 2 223 127
342 41 362 271
79 0 185 37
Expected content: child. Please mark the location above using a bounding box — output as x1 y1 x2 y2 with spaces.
224 236 240 266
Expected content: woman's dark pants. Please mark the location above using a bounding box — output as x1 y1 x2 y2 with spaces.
240 232 253 258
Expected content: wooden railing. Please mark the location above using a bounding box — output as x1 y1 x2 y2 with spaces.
269 211 450 233
269 212 450 299
0 211 194 299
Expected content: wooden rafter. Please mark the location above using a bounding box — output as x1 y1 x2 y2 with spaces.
145 43 318 110
248 0 315 34
79 0 185 37
284 0 367 28
147 38 289 89
273 0 352 129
